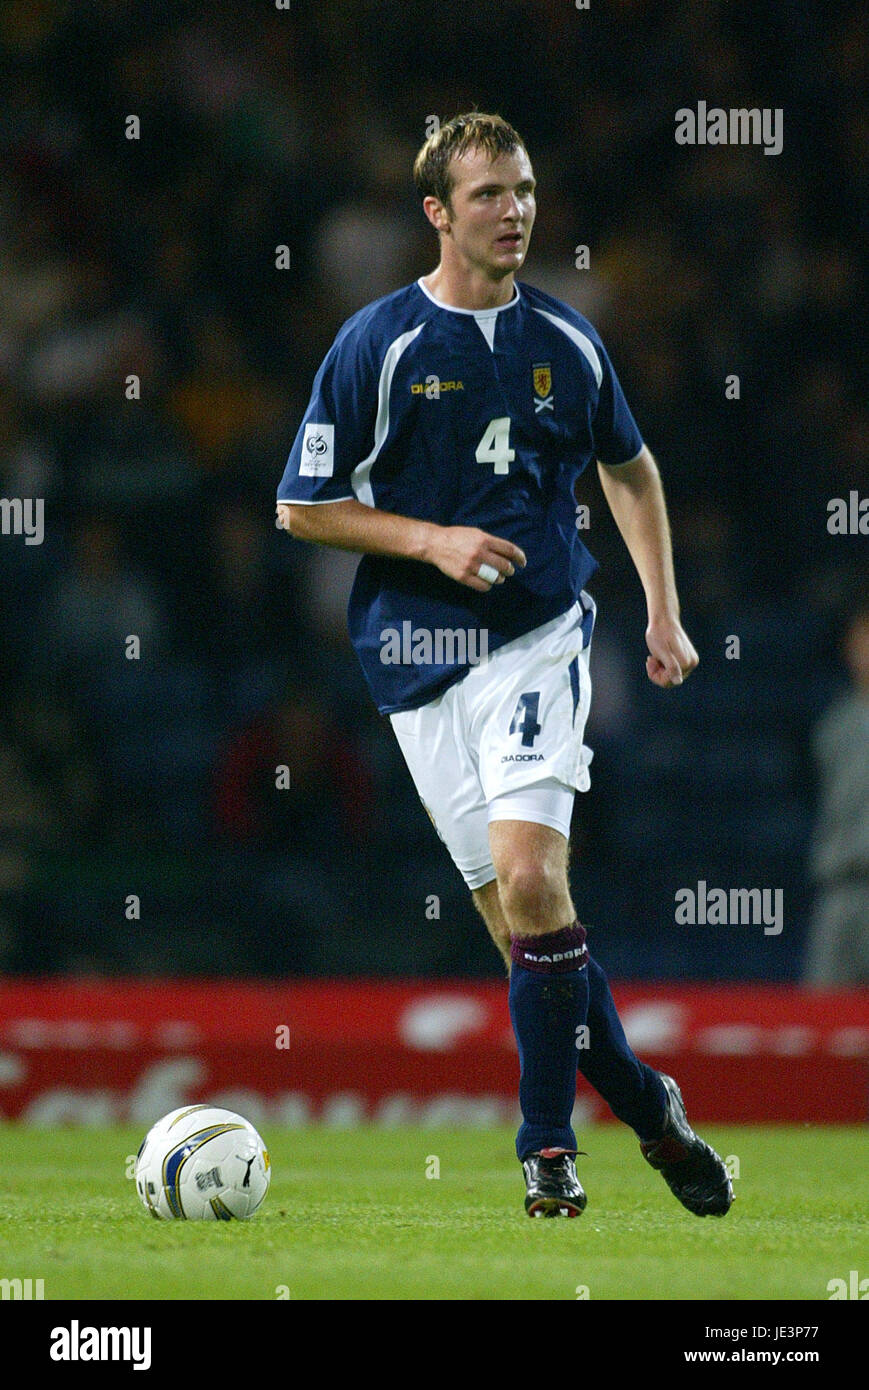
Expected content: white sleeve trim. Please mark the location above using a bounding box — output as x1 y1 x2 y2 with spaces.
276 495 355 505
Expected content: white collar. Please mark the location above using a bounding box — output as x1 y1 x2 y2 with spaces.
416 277 520 318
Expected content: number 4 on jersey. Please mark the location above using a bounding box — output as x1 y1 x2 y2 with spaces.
509 692 541 747
475 416 515 475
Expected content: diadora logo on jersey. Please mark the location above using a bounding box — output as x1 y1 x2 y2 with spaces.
410 375 464 398
300 422 335 476
501 753 545 762
533 362 554 413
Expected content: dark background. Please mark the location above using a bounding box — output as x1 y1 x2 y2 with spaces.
0 0 864 980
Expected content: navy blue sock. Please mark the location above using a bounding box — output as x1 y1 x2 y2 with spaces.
509 922 590 1161
577 953 668 1141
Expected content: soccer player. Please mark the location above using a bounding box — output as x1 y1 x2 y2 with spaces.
277 113 732 1219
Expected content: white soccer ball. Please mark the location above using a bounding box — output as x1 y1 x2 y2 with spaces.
134 1105 271 1220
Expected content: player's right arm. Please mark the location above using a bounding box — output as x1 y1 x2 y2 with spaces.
276 311 524 592
277 498 525 594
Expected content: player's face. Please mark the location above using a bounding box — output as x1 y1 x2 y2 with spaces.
440 146 536 278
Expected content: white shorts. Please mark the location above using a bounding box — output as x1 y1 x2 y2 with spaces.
389 595 595 890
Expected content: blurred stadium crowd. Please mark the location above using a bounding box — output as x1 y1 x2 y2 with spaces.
0 0 865 980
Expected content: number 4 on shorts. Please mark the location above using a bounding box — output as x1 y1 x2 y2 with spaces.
509 691 542 747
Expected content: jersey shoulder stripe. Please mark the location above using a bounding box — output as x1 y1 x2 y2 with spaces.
516 281 606 342
530 306 603 388
352 322 426 506
517 282 607 387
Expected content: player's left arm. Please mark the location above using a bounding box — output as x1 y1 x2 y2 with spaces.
597 445 698 688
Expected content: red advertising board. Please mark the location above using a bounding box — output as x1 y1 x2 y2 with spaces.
0 979 866 1125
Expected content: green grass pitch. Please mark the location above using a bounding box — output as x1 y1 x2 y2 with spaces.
1 1124 866 1301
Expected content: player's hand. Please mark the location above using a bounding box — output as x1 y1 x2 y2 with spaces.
645 616 698 688
425 526 526 592
276 503 292 532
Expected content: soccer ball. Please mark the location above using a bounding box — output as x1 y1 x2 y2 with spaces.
134 1105 271 1220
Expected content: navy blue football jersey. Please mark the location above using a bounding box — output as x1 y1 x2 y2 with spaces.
277 278 643 713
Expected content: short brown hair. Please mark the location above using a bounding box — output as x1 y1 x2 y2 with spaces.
413 111 527 214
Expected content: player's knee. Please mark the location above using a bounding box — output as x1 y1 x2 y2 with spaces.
497 857 565 926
